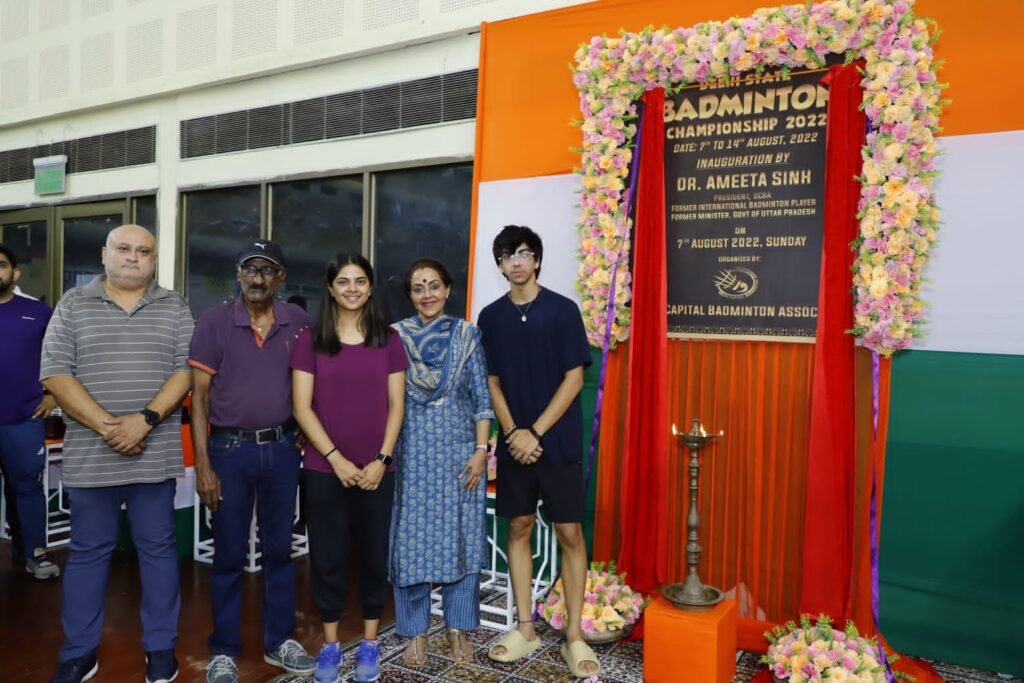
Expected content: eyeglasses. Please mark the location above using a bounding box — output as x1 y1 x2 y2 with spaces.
239 264 280 279
499 250 535 264
411 282 445 296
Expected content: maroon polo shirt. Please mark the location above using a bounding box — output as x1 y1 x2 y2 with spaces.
188 295 311 430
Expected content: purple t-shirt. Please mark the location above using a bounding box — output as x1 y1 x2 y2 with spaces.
290 328 408 473
188 296 311 430
0 294 52 424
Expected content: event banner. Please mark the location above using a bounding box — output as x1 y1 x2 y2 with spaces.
664 68 828 341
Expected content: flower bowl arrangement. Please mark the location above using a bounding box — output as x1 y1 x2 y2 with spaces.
762 615 903 683
537 561 650 644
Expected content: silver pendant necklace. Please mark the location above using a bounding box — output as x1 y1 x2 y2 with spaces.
509 290 539 322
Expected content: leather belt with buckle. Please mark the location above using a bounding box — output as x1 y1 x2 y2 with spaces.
210 417 298 445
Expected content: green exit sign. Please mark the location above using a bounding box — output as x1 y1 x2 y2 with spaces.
33 154 67 195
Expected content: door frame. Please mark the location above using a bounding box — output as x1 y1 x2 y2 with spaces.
0 207 56 303
54 200 129 299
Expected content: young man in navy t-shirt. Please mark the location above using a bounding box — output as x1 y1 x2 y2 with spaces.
0 243 60 580
477 225 599 678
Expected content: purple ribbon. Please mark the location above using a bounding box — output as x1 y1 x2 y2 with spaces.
870 352 896 682
531 102 646 622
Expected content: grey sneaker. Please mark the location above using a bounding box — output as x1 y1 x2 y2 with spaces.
264 638 316 674
27 552 61 580
205 655 237 683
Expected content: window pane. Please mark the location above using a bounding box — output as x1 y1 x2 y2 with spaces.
185 186 260 316
372 163 473 323
63 214 121 294
0 220 48 303
133 195 158 235
270 176 363 315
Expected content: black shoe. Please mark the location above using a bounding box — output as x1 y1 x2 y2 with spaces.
145 649 179 683
51 653 98 683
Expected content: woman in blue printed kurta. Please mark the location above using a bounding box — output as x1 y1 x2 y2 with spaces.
389 258 494 667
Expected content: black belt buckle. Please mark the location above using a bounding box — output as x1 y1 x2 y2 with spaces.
254 426 281 445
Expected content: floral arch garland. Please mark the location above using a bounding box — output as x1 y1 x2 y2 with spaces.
573 0 944 356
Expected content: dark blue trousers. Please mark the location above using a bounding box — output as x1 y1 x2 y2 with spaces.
207 433 301 656
0 418 47 557
59 480 179 661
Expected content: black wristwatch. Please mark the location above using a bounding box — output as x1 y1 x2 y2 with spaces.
141 408 161 427
375 452 393 467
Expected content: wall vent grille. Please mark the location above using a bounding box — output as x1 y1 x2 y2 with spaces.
179 69 477 159
0 126 156 185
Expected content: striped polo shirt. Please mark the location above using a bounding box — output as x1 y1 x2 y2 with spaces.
40 276 195 488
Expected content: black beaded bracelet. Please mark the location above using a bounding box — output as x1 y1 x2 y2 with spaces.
527 426 542 442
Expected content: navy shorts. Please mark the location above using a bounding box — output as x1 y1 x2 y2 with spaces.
495 457 584 523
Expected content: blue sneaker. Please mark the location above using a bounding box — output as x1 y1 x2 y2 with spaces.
50 653 98 683
352 640 381 683
145 650 178 683
314 642 343 683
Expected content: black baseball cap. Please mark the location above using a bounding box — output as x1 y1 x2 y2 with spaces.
236 239 287 268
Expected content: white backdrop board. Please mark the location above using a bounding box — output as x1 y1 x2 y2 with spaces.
471 174 583 322
915 130 1024 356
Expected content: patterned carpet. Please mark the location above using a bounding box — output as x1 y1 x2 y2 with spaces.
270 614 1019 682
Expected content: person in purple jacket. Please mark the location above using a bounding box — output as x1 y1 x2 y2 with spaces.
291 252 408 683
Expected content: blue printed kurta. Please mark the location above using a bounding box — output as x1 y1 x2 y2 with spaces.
389 317 494 587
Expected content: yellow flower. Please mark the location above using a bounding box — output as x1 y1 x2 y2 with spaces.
600 605 625 627
895 204 917 229
735 53 753 72
883 142 904 163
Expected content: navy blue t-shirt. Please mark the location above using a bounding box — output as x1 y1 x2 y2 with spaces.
0 294 53 424
477 287 592 465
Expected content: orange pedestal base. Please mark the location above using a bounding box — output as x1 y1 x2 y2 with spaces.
643 595 738 683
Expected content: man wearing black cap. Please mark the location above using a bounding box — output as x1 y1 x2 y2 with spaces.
187 240 315 683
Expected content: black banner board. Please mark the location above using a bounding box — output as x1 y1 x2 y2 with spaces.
664 68 828 341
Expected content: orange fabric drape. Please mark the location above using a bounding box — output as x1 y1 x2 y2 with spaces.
593 342 630 561
666 341 814 628
595 338 815 648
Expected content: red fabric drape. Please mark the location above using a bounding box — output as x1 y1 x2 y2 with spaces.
798 63 867 617
617 88 669 591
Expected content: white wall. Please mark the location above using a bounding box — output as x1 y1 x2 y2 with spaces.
0 0 591 128
0 32 481 287
0 0 594 292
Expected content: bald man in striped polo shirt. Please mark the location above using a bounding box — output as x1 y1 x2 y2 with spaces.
41 225 194 683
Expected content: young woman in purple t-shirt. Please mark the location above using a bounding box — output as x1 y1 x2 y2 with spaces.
290 253 408 683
